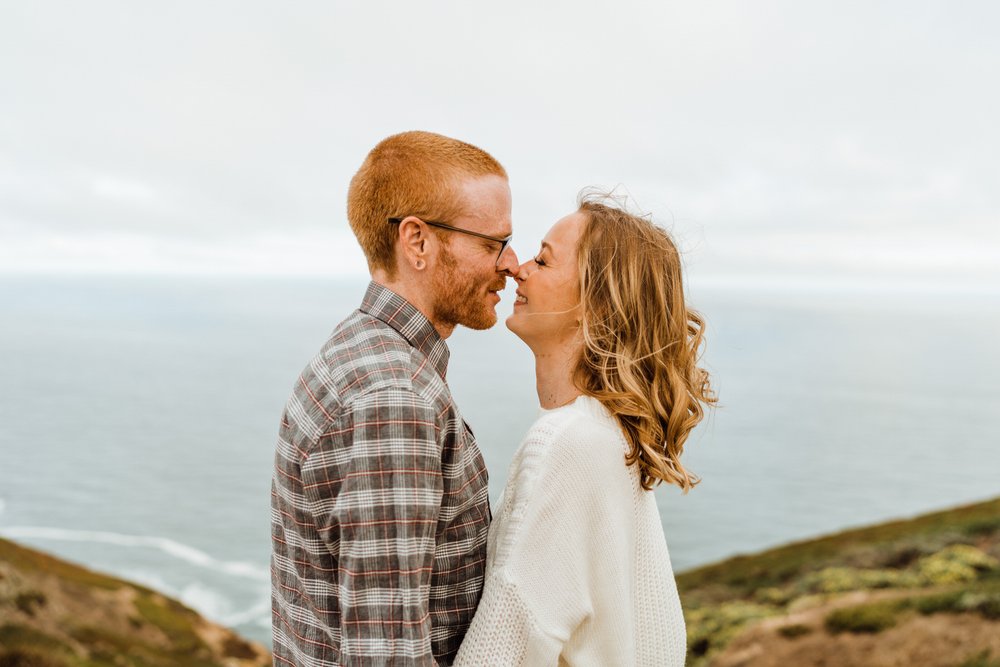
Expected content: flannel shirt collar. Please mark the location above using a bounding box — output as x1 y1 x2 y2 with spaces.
360 281 450 379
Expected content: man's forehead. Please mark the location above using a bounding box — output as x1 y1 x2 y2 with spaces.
455 174 509 202
454 175 512 231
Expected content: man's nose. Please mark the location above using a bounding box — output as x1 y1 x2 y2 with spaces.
497 245 520 277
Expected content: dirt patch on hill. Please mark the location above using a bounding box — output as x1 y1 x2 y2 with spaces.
712 589 1000 667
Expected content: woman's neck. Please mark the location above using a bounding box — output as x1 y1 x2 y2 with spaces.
533 341 583 410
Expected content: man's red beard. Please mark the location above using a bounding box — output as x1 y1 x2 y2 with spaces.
431 244 505 331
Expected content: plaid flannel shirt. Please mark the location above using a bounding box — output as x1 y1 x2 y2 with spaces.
271 282 491 666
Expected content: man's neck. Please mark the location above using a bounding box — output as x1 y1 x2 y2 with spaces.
370 272 456 339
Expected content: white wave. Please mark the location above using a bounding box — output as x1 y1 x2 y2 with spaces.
179 581 232 621
120 571 270 631
1 525 273 634
178 582 271 629
221 589 272 627
0 526 268 581
158 580 271 630
119 569 178 596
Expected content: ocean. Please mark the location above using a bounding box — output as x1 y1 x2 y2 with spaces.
1 275 998 646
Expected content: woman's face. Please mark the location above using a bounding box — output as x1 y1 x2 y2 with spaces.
506 211 586 350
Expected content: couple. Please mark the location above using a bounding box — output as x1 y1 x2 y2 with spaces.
270 131 715 666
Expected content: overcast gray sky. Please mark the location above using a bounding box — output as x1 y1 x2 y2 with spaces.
2 1 998 291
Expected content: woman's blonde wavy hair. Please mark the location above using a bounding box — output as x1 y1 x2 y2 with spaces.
573 194 716 492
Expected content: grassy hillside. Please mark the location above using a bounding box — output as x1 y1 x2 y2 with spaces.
4 496 998 666
0 537 270 667
676 496 1000 667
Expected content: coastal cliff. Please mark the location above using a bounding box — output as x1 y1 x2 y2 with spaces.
2 497 999 666
0 537 270 667
678 496 1000 666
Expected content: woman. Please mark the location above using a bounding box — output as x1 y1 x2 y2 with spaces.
454 195 716 666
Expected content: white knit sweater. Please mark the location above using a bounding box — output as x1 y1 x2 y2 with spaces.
454 395 687 666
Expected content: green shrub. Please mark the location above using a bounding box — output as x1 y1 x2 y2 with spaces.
787 594 830 613
798 566 915 594
824 600 901 634
956 592 1000 620
979 596 1000 620
800 567 860 593
877 545 926 569
134 594 206 654
67 625 134 654
13 591 47 617
916 545 998 585
685 601 776 658
752 586 792 605
915 590 964 615
0 625 72 654
963 517 1000 537
793 545 998 598
777 623 812 638
914 589 1000 621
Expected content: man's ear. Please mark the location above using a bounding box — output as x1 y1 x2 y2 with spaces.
397 216 430 271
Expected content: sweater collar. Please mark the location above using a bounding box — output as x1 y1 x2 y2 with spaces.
542 394 619 429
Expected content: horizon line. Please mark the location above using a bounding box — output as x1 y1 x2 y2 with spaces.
1 268 997 298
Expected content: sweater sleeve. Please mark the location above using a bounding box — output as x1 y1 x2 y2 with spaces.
455 414 618 666
453 570 563 665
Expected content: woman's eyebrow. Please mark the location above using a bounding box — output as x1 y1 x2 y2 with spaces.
540 241 556 260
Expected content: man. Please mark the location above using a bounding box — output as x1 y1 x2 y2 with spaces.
271 131 518 666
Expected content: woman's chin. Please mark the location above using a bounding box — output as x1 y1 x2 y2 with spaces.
505 313 529 343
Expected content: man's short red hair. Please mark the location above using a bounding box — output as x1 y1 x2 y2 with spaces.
347 131 507 277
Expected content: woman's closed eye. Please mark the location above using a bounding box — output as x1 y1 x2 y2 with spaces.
533 255 547 267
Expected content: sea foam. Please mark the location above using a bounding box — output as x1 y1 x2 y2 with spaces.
0 526 269 582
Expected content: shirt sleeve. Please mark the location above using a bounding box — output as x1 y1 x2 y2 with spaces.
301 386 443 666
455 419 607 666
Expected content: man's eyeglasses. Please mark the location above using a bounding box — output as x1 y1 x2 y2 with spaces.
388 217 513 267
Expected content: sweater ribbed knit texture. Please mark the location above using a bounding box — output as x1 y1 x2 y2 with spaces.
454 395 687 666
